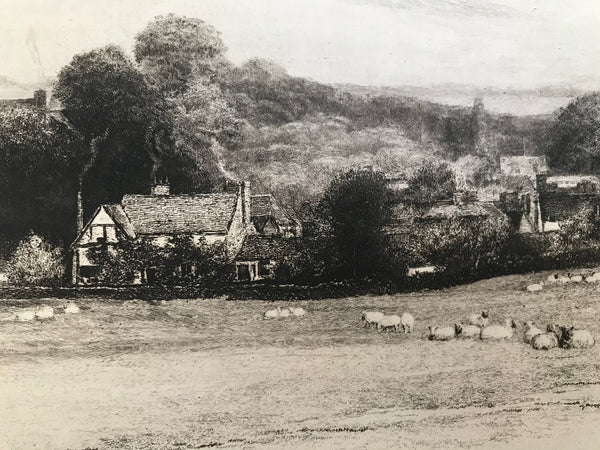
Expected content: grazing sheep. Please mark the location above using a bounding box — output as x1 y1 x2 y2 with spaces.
480 318 516 340
290 307 306 316
278 307 291 318
401 312 415 333
531 331 559 350
378 314 401 332
362 311 385 328
523 321 543 343
560 326 595 349
454 323 481 338
428 325 456 341
264 306 282 319
547 274 559 283
16 309 36 321
526 282 544 292
34 306 54 320
586 272 600 283
557 275 570 284
467 311 489 327
64 302 81 314
570 274 583 283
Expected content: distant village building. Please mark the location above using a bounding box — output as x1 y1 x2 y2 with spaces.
70 180 301 285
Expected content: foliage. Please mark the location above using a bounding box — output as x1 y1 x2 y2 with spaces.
7 233 64 286
452 155 496 190
134 13 227 96
551 206 600 250
320 168 395 278
88 236 233 286
547 93 600 174
407 161 456 204
0 108 82 242
411 215 512 277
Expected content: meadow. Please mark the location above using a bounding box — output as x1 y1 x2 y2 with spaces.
1 269 600 448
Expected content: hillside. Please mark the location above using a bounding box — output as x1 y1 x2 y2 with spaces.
217 60 557 208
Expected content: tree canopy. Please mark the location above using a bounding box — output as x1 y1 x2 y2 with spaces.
320 168 394 278
547 93 600 174
134 14 227 96
407 161 456 204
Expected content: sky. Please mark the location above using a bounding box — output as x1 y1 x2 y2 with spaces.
1 0 599 90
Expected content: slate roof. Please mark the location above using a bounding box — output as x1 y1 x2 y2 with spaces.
104 204 136 239
420 202 505 221
251 195 296 226
235 235 300 261
121 193 238 235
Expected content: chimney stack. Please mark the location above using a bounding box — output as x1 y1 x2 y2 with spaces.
151 177 170 196
240 181 251 225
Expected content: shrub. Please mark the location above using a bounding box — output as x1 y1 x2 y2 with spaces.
7 233 65 286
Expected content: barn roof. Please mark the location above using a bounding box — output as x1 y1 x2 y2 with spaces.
121 193 238 235
103 204 136 239
251 194 296 226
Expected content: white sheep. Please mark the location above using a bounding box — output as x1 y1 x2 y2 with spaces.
16 309 36 321
34 306 54 321
428 325 456 341
526 282 543 292
547 274 559 283
64 301 81 314
362 311 384 328
264 306 282 319
531 329 559 350
401 312 415 333
570 274 583 283
557 275 570 284
378 314 401 332
523 321 543 343
278 307 291 318
587 272 600 283
467 311 489 327
290 307 306 316
560 326 595 349
454 323 481 338
480 318 516 340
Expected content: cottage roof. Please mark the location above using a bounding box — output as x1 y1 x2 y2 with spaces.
251 194 296 227
546 175 600 188
235 235 300 261
500 156 548 177
121 193 238 235
103 204 136 239
420 202 505 221
499 174 535 193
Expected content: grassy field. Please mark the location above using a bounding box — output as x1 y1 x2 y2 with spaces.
2 269 600 449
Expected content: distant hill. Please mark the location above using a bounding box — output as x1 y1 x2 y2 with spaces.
334 83 583 116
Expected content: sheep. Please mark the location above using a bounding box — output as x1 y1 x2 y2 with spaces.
16 309 36 321
480 318 516 340
401 312 415 333
278 307 291 318
523 321 543 343
454 323 481 338
290 307 306 316
377 314 401 332
64 301 81 314
559 326 595 349
34 306 54 321
264 306 282 319
547 273 559 283
570 274 583 283
428 325 456 341
586 272 600 283
526 282 544 292
467 311 489 327
362 311 384 328
531 331 559 350
557 275 570 284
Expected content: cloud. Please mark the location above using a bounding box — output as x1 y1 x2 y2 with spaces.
346 0 515 18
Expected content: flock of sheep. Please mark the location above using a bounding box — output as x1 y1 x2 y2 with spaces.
359 309 595 351
263 305 306 318
527 271 600 292
0 301 81 322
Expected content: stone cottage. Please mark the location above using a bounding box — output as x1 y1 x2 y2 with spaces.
70 180 301 285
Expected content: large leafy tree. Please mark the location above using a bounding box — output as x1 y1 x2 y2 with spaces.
55 45 173 227
0 107 82 243
134 14 227 96
320 168 394 278
407 161 456 204
547 93 600 174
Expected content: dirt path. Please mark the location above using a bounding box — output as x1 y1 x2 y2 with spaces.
2 345 600 449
